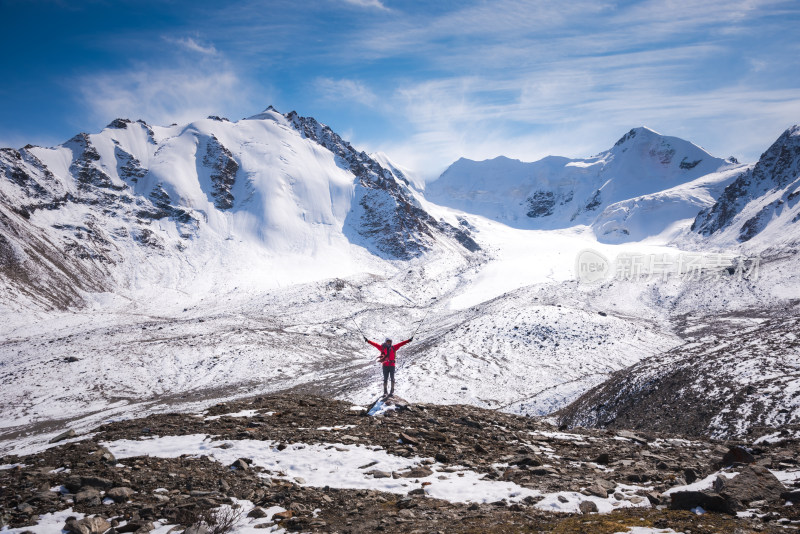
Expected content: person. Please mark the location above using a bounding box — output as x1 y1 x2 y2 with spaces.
365 337 412 397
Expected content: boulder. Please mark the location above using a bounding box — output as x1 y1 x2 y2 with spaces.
781 490 800 503
248 507 268 518
230 458 250 471
74 488 101 506
509 455 542 467
401 466 433 478
49 429 76 444
579 500 598 514
94 446 116 464
583 484 608 498
593 453 611 465
399 433 419 445
80 476 113 490
64 516 111 534
669 491 731 514
715 465 786 510
720 446 755 467
106 486 134 503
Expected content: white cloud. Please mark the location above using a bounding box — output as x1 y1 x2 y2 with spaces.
315 77 379 108
342 0 389 10
166 36 218 55
75 55 265 129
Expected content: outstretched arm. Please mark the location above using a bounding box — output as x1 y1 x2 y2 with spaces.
393 339 412 350
366 339 382 350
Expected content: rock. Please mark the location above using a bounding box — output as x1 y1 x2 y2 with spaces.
116 520 154 533
407 488 425 495
273 510 293 521
434 453 449 463
629 496 645 504
399 433 419 445
94 446 116 464
669 490 732 514
367 470 392 479
293 477 306 484
683 467 699 484
579 501 598 514
248 507 268 518
720 446 755 467
80 476 113 490
106 486 134 502
65 516 112 534
596 479 616 491
529 466 559 476
583 484 607 498
594 453 611 465
75 488 101 506
715 465 786 510
49 429 76 444
401 466 433 478
616 430 648 444
17 502 34 514
231 458 250 471
557 495 569 503
781 490 800 503
183 526 209 534
509 455 542 467
643 491 662 505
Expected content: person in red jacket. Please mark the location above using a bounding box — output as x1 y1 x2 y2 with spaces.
365 337 412 397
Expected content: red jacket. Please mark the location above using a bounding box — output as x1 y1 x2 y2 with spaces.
367 339 410 367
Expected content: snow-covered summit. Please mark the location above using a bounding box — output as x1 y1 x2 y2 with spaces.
426 127 735 240
0 107 478 310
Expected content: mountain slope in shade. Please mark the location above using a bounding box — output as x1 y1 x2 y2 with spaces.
692 125 800 249
426 127 737 241
557 310 800 439
0 109 478 310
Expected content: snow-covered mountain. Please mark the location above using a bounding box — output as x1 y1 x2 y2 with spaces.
426 127 742 242
692 125 800 249
2 109 800 456
0 108 477 310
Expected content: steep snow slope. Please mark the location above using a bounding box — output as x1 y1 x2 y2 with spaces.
426 127 739 241
0 110 477 313
692 125 800 250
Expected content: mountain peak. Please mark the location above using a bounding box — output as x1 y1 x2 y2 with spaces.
612 126 661 147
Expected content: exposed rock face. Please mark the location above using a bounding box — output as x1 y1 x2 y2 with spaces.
557 311 800 439
0 121 200 309
285 111 478 259
202 134 239 210
693 125 800 243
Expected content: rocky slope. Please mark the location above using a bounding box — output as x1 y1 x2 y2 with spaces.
557 306 800 440
1 394 799 533
692 125 800 249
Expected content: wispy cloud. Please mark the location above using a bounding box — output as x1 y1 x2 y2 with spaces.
342 0 389 11
166 36 218 55
315 77 379 108
75 50 265 128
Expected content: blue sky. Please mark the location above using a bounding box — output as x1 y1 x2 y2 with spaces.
1 0 799 178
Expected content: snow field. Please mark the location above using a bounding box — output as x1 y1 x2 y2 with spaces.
101 434 651 513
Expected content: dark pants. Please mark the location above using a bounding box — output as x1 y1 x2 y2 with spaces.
382 365 395 394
